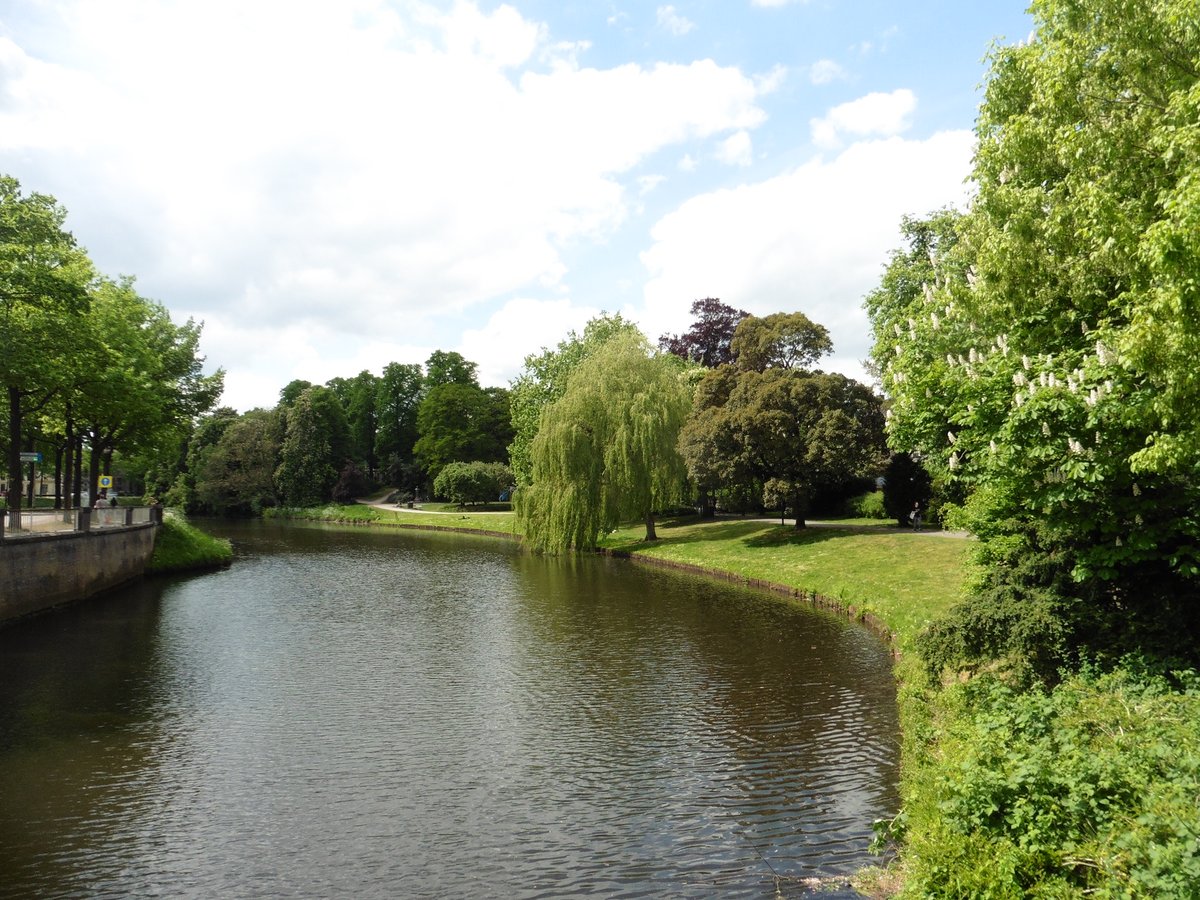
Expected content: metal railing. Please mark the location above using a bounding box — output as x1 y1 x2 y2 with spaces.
0 506 160 540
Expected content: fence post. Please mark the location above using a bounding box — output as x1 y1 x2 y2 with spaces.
0 510 5 542
125 507 134 526
78 507 92 532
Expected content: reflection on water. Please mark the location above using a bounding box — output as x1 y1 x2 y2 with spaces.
0 520 898 898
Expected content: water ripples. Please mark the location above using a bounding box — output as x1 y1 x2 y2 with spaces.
0 521 898 898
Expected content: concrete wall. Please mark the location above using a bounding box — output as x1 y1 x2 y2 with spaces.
0 524 157 622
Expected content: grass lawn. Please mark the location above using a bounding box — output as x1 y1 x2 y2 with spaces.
601 516 975 651
266 502 519 536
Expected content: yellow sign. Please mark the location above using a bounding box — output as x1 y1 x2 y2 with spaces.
99 475 113 489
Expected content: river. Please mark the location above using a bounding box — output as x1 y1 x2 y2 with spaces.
0 519 899 898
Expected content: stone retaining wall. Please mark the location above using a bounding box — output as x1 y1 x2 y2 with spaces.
0 524 157 622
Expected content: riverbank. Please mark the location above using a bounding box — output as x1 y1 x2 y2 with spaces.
145 514 233 575
254 504 1200 897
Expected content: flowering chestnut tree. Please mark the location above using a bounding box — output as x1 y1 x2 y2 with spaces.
866 0 1200 668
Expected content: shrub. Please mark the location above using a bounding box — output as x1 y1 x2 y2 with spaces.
433 461 513 507
846 490 888 519
902 664 1200 897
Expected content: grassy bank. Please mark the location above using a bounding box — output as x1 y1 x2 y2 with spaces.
601 516 972 649
264 502 519 535
146 513 233 575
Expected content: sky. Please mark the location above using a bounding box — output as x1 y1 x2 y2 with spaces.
0 0 1034 412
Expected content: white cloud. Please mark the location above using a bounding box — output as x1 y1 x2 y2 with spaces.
636 130 976 384
0 0 771 409
810 88 916 148
716 130 753 167
457 297 602 387
656 6 696 36
809 58 846 85
638 174 667 195
678 153 699 172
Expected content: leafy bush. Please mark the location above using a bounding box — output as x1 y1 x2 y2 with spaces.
901 664 1200 897
845 490 888 519
433 461 513 507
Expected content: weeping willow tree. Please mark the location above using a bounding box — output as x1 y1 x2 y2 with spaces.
516 330 692 552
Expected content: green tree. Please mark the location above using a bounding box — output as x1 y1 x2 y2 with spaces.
413 381 507 478
507 313 641 485
343 370 379 476
169 407 240 511
680 367 885 528
729 311 833 372
516 331 691 551
424 350 477 387
866 0 1200 672
375 362 424 477
278 380 313 407
0 176 89 520
275 388 336 507
76 277 224 501
196 408 281 515
433 460 512 507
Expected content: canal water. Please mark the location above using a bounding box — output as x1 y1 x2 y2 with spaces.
0 520 899 898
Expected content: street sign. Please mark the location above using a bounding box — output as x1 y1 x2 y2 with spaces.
99 475 114 489
19 452 41 463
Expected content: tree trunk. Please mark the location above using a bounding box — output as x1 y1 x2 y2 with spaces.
644 511 658 542
88 440 101 503
72 434 84 507
61 411 73 509
792 492 807 529
7 386 22 522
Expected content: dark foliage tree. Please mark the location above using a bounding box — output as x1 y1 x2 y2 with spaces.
375 362 424 471
658 298 748 368
331 461 372 504
275 388 336 507
196 409 281 515
882 451 932 527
